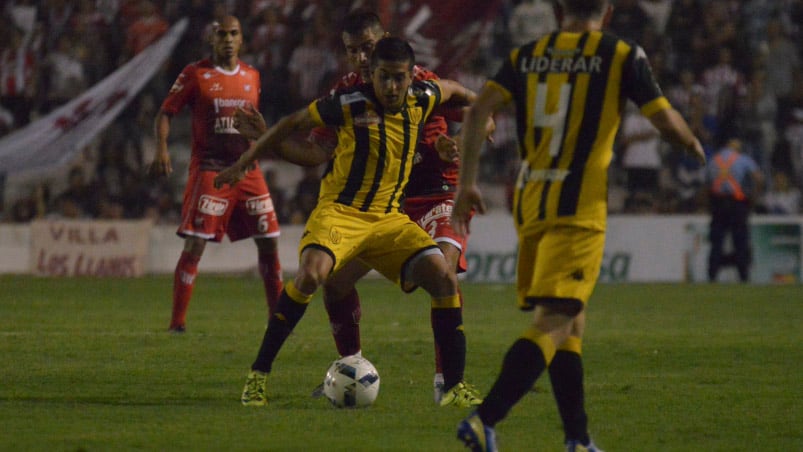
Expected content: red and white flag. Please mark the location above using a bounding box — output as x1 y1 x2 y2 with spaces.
0 19 187 174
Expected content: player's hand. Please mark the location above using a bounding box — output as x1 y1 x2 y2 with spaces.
435 133 459 163
688 137 706 165
214 163 246 189
234 104 268 140
148 151 172 176
451 185 485 236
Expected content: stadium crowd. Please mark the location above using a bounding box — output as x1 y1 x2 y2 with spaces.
2 0 802 223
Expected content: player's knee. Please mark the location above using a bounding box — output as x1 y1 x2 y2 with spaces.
420 267 458 297
254 237 278 252
294 269 325 296
183 237 206 256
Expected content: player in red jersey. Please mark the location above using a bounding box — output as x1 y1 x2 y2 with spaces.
234 11 492 405
149 16 283 333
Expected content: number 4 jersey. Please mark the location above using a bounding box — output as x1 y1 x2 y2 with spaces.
490 31 670 232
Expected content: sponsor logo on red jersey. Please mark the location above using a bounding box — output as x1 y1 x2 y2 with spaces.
245 194 274 215
198 195 228 216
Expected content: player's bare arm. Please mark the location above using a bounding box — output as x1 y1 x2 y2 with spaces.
452 85 508 236
149 110 173 176
436 79 476 109
234 105 332 167
214 107 318 188
647 107 706 165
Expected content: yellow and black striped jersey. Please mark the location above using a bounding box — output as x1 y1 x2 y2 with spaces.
489 31 671 231
308 80 442 214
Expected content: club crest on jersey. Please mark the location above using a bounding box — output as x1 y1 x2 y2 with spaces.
246 195 274 215
353 111 381 127
198 195 228 216
244 84 251 91
329 226 342 244
210 82 223 92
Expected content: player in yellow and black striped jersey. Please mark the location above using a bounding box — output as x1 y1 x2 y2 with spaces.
215 37 485 409
453 1 706 451
309 79 439 214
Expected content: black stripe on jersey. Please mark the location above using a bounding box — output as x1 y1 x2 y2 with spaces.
360 112 388 212
337 102 369 206
537 33 584 220
557 33 617 217
386 108 413 213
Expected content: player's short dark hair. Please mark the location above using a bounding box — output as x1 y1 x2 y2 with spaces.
370 37 415 70
342 10 384 36
558 0 608 19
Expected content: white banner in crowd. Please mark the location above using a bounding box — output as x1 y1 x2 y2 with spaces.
30 219 153 277
0 19 187 174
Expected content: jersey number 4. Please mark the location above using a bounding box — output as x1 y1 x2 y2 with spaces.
533 82 571 158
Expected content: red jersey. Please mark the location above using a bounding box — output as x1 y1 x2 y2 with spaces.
161 59 260 171
307 66 458 198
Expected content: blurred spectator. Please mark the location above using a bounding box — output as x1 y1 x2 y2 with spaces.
761 18 800 102
619 104 663 212
263 168 289 224
665 0 704 71
124 0 169 60
70 0 114 84
666 69 705 120
507 0 557 46
250 6 289 72
686 91 717 155
97 196 126 219
288 165 321 224
689 2 744 75
672 154 706 213
735 70 778 172
59 166 97 217
37 0 74 53
39 33 87 113
781 107 803 186
287 28 338 108
607 0 652 44
0 104 14 137
8 184 47 223
47 193 88 219
0 23 38 127
760 169 801 214
701 47 747 145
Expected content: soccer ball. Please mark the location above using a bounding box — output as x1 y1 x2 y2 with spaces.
323 355 380 408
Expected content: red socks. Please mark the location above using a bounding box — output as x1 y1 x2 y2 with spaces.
258 250 283 317
323 287 362 357
170 251 200 329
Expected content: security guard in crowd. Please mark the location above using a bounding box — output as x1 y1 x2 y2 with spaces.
706 138 763 282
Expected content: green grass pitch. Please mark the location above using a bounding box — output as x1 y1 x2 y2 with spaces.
0 275 800 451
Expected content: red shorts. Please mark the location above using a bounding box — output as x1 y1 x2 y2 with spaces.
403 194 471 273
179 167 280 242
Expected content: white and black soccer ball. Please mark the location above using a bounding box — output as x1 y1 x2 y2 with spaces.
323 355 380 408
